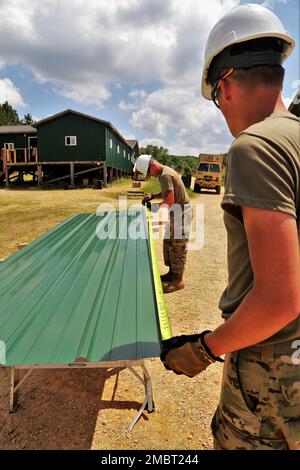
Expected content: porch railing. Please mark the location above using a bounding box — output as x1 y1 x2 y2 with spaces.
1 148 39 165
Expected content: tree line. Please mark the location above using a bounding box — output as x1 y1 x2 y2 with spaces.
139 145 198 174
140 145 227 173
0 101 34 126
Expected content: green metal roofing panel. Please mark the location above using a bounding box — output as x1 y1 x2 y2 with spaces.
0 210 165 366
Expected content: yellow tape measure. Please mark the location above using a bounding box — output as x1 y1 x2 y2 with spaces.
147 209 172 340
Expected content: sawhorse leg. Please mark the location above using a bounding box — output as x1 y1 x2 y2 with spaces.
128 362 154 431
9 367 33 413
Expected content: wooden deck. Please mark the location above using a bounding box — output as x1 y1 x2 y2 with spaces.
0 148 132 188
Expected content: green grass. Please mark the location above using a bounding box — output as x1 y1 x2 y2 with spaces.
141 178 161 195
0 175 197 260
142 177 197 199
0 181 134 259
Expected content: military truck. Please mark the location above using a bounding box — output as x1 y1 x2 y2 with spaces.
194 153 223 194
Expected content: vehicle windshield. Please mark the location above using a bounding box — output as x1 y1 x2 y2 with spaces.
198 163 209 172
210 164 220 173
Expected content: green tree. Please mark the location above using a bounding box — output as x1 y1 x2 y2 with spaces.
22 113 34 125
140 145 200 174
0 101 21 125
139 145 170 164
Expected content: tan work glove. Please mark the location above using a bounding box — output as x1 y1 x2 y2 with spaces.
160 331 224 378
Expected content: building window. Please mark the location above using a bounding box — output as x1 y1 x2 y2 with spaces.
65 136 77 146
110 138 113 149
117 145 120 154
123 150 126 158
4 143 14 150
128 153 130 160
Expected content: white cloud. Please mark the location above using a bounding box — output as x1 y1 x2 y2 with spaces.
139 137 166 148
0 0 237 97
119 100 138 112
0 78 26 107
130 86 232 154
262 0 287 9
131 106 171 137
54 82 111 109
129 89 147 100
119 88 148 112
0 0 238 150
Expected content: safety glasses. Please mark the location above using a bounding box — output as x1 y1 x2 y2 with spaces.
211 68 234 108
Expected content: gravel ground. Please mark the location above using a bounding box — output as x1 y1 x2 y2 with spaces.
0 189 227 450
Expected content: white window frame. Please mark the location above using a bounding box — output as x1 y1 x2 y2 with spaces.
65 136 77 146
110 138 113 149
4 143 14 150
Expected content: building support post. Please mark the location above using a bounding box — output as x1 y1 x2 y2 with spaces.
108 167 113 183
70 162 75 188
103 162 107 187
37 164 43 186
5 165 9 188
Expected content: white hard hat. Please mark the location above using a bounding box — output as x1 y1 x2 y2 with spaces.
133 154 152 176
201 3 295 100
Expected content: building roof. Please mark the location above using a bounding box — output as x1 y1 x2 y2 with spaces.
0 125 37 135
126 139 139 149
0 211 163 366
34 109 135 150
289 91 300 117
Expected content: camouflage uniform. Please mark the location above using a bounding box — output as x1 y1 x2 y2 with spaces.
212 340 300 450
163 204 193 275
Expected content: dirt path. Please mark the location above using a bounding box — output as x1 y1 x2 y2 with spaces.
0 190 227 450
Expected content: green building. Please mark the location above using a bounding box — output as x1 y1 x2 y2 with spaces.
0 110 139 187
0 125 37 151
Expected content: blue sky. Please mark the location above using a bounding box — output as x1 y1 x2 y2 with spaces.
0 0 299 155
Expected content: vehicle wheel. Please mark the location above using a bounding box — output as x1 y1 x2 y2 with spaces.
194 183 200 193
216 186 221 194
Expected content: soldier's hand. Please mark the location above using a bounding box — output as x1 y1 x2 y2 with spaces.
142 194 152 206
160 331 224 378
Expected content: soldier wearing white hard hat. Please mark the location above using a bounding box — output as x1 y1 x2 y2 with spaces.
161 3 300 450
134 154 192 293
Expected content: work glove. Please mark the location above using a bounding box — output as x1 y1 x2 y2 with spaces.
142 194 153 206
160 331 224 378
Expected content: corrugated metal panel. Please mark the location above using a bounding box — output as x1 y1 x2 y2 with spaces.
0 211 162 366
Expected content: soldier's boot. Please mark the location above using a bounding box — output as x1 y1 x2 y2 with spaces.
162 273 185 294
160 269 172 282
